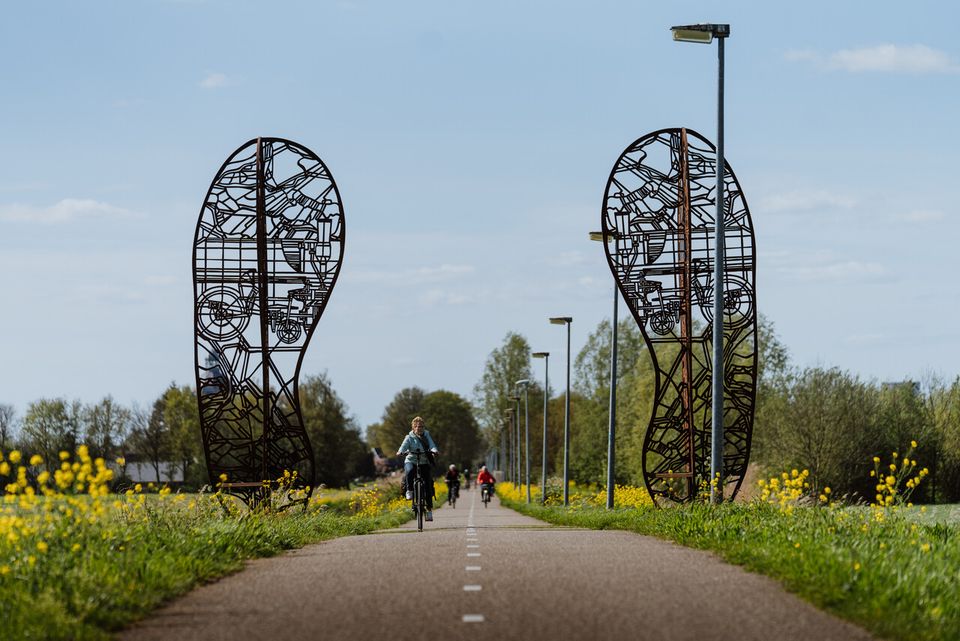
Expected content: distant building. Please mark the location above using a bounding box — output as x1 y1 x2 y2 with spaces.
111 460 184 484
881 380 920 395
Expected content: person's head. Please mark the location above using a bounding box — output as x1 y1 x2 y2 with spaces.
411 416 425 436
449 464 456 471
480 465 487 472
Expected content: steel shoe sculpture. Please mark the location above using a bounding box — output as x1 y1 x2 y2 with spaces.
193 137 344 507
601 127 756 506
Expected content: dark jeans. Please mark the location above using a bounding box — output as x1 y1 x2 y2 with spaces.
404 463 433 510
481 482 495 497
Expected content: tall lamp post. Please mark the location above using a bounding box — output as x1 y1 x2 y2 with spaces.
532 352 549 504
509 395 521 486
503 412 513 482
671 22 730 503
549 316 572 506
516 379 531 503
590 231 618 509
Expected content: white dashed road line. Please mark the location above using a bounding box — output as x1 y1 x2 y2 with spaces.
462 614 485 623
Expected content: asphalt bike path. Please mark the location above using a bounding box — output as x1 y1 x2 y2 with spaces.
120 488 877 641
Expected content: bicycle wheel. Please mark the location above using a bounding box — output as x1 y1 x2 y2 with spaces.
415 479 424 531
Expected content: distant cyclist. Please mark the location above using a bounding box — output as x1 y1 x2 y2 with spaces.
445 464 461 501
477 465 496 499
463 465 471 490
396 416 439 521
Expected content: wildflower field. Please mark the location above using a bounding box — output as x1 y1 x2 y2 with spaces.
0 447 429 641
498 450 958 641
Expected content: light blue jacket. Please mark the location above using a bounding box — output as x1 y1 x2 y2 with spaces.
397 430 438 466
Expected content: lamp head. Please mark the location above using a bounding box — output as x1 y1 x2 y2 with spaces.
589 230 616 243
516 379 530 388
549 316 573 325
532 352 549 359
670 23 730 44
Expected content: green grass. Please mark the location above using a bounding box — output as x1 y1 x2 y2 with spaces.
0 489 413 641
500 496 959 641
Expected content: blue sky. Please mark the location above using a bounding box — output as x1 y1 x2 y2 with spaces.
1 0 958 429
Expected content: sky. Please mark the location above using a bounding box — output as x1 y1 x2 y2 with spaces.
1 0 958 430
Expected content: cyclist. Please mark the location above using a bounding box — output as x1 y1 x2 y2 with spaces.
477 465 496 500
445 464 461 502
463 465 471 490
396 416 439 521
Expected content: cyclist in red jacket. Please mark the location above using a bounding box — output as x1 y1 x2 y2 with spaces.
476 465 496 498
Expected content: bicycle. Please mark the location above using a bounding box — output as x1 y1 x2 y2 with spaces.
400 451 431 532
481 483 493 507
446 480 459 508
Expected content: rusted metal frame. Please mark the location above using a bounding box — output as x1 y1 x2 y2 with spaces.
255 138 271 484
678 129 696 499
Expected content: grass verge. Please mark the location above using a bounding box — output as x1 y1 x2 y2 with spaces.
1 484 416 641
499 490 958 641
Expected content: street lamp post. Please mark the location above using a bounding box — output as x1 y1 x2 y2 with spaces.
549 316 573 506
532 352 549 504
671 22 730 503
504 412 513 482
516 379 531 503
509 395 521 486
590 231 619 509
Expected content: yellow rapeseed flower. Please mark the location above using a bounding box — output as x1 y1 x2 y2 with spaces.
8 450 21 464
71 543 81 553
853 562 861 571
36 540 48 553
29 454 43 466
0 462 9 476
115 457 126 466
911 440 918 448
59 451 70 461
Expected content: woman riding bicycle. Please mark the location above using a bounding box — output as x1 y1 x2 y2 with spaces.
396 416 439 521
445 464 461 502
477 465 496 499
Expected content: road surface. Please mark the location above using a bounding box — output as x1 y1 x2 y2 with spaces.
120 489 876 641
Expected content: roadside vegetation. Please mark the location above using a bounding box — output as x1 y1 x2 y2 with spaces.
496 446 957 641
0 445 430 641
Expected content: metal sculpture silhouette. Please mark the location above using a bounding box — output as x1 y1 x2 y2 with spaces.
193 137 344 506
601 127 756 506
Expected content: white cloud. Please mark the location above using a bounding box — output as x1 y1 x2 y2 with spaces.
348 263 475 285
829 45 957 74
199 72 229 89
417 288 473 306
778 260 885 283
895 209 945 223
787 44 959 74
757 190 857 214
144 275 177 287
0 199 138 224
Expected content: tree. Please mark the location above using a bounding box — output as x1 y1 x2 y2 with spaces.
19 399 76 472
473 332 533 442
421 390 482 469
299 372 367 488
929 377 960 502
162 385 203 487
84 396 130 462
0 404 16 451
365 387 427 455
127 399 171 483
755 367 881 497
573 318 645 401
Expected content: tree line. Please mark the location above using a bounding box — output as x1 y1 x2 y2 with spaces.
471 317 960 503
0 374 486 489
